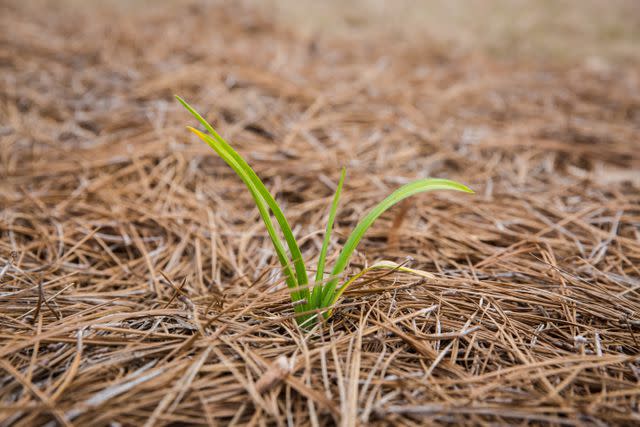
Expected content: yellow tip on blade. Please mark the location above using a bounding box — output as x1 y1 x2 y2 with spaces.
186 126 206 138
459 183 474 194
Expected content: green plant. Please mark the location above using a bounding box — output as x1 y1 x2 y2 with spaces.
176 96 473 327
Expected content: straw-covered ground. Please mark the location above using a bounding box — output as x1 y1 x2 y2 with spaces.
1 1 639 426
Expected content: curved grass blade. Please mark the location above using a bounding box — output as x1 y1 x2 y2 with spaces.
177 96 310 300
311 167 346 308
187 128 309 304
321 178 473 307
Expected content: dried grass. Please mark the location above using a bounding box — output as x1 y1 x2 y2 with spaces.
1 1 640 425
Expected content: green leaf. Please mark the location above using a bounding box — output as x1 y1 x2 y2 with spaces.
311 167 346 308
321 178 473 308
187 128 307 303
177 96 309 304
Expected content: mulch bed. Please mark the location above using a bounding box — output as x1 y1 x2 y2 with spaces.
1 1 639 425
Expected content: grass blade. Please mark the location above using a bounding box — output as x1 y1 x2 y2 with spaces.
187 128 307 303
311 167 346 308
177 96 310 302
321 178 473 307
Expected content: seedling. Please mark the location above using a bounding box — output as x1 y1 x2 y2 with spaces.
177 96 473 327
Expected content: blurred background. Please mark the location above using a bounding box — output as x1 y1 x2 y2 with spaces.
257 0 640 63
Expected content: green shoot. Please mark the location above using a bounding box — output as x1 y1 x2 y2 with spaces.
320 178 473 308
176 96 310 307
312 167 345 309
177 96 474 326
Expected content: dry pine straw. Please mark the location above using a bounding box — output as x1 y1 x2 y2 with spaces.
1 2 640 426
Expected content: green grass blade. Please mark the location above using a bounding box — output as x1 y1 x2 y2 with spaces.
177 96 310 301
311 167 346 308
321 178 473 307
187 128 307 303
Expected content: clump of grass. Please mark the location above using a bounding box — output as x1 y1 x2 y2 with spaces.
176 96 473 327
